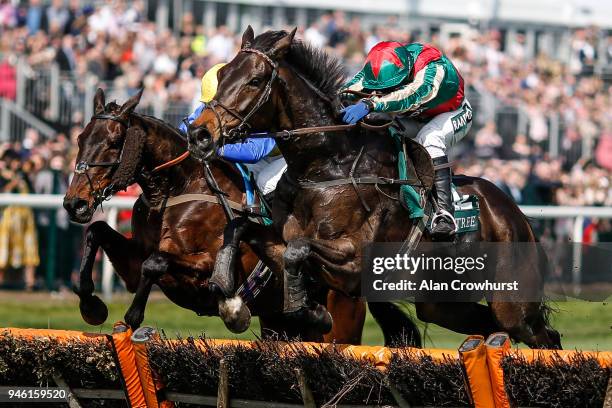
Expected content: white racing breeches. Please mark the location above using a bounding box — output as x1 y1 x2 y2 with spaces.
415 99 473 159
244 155 288 196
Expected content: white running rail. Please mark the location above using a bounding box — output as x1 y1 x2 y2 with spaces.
1 193 611 300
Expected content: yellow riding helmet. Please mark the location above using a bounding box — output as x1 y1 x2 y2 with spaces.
200 63 226 103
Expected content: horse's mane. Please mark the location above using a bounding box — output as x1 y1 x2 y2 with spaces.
103 101 187 142
252 31 346 98
138 113 187 142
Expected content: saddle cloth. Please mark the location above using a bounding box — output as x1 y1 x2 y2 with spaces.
451 186 480 234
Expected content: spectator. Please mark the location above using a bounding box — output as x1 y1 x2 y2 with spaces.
0 150 39 290
207 25 234 62
328 11 348 47
512 134 532 159
25 0 46 34
0 0 16 28
595 129 612 171
364 25 380 53
474 121 503 158
54 34 76 71
304 21 326 48
46 0 70 35
499 167 526 204
522 162 561 205
0 57 16 100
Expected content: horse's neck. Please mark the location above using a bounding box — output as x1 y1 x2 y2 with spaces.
134 116 199 203
277 76 394 181
276 77 344 178
133 116 244 205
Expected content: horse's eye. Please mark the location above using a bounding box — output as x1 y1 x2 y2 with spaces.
249 78 262 87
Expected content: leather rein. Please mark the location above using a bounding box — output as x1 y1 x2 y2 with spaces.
75 113 239 214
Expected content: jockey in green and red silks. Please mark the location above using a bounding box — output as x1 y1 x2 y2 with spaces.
340 41 473 241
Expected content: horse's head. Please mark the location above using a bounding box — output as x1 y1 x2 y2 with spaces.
189 26 297 159
64 88 144 223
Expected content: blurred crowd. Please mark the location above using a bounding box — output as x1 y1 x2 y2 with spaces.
0 1 611 289
0 128 81 290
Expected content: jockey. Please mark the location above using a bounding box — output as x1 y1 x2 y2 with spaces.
180 64 287 204
340 42 472 241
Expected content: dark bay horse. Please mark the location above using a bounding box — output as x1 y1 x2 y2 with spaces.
189 27 561 349
63 88 416 345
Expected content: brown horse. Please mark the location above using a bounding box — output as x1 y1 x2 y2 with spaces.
63 88 418 345
189 27 561 349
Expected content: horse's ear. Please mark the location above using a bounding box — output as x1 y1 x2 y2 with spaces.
119 89 143 118
241 25 255 49
269 27 296 60
94 88 105 115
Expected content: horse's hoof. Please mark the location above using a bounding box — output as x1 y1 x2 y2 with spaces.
124 307 145 330
306 304 333 334
79 295 108 326
284 305 333 335
218 296 251 334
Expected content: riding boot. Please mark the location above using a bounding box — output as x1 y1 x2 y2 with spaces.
284 269 333 334
431 156 457 241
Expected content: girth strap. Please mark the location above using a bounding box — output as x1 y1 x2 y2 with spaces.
144 193 243 212
299 176 421 189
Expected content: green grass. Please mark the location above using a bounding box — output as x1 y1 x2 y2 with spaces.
0 291 609 350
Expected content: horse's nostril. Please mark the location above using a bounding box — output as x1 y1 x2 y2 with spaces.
191 126 211 143
74 200 89 215
63 197 90 216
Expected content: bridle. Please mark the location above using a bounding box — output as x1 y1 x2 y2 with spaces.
74 113 131 206
76 112 195 208
206 48 279 142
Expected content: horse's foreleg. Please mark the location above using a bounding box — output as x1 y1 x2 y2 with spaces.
283 238 312 312
124 252 168 329
304 238 361 294
210 216 251 298
243 228 368 342
242 222 287 277
210 218 285 334
75 221 143 325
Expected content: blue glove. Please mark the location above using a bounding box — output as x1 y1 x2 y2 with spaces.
178 103 206 134
340 101 370 125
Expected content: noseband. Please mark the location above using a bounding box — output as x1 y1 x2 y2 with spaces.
206 48 279 142
74 113 130 206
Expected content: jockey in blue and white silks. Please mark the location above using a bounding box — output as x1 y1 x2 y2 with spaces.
179 63 287 200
